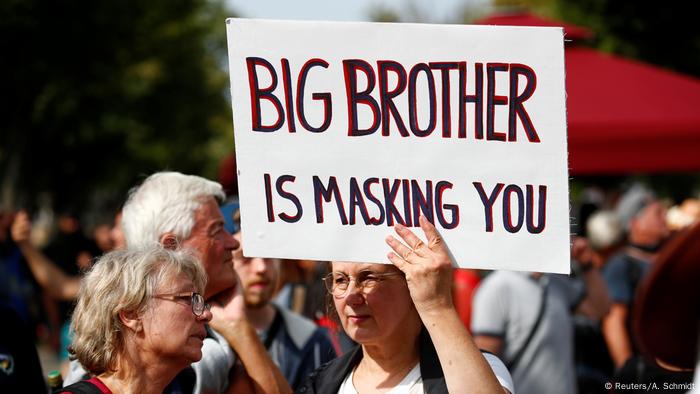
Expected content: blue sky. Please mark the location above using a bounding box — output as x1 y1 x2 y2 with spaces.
226 0 492 23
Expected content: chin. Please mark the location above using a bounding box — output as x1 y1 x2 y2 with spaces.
345 326 380 345
181 349 203 364
244 297 269 309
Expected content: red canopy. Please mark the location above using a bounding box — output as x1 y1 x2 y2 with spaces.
476 13 700 175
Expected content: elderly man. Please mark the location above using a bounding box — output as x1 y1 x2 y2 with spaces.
65 172 290 394
228 217 337 390
602 185 670 381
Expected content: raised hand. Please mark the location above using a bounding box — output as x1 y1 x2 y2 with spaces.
208 276 247 332
385 215 454 314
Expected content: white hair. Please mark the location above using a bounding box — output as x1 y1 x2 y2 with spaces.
121 172 225 248
586 210 623 251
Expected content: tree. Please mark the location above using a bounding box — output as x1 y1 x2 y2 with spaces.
0 0 233 215
460 0 700 78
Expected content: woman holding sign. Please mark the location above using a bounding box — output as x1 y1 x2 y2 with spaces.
298 216 513 393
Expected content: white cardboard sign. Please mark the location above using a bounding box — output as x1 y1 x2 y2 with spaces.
226 18 570 273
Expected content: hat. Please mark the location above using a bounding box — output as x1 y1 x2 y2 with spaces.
220 202 240 234
615 184 655 230
634 222 700 369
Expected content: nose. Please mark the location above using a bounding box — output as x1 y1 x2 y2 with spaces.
251 257 269 274
226 232 240 251
197 308 213 323
344 280 365 306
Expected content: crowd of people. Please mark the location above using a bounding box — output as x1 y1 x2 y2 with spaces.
1 170 699 394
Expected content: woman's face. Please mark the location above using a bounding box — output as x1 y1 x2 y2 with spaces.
331 262 420 345
139 272 211 367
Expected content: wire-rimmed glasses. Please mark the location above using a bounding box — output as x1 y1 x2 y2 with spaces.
323 270 404 297
154 292 210 317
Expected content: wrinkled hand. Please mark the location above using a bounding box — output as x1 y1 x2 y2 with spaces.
208 275 248 333
10 210 31 245
386 215 454 314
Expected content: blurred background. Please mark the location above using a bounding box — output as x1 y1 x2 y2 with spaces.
2 0 699 388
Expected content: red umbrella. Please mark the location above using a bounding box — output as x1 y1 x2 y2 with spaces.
475 12 700 175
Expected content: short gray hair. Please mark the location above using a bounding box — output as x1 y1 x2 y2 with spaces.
121 172 225 248
69 247 206 375
586 210 623 251
616 184 656 231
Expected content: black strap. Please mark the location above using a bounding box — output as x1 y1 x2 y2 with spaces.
506 279 548 371
263 309 284 349
58 380 103 394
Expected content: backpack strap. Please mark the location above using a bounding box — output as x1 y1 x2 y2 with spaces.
506 278 548 371
59 380 105 394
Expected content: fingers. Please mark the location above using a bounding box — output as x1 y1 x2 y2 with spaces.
419 215 442 248
387 252 408 271
393 222 426 251
386 234 415 262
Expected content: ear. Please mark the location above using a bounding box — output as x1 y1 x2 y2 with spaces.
119 310 142 333
160 232 178 250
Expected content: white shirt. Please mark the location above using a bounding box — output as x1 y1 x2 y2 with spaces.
336 352 514 394
338 363 423 394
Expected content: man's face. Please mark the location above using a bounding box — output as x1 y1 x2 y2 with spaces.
632 201 670 245
232 231 280 309
181 197 238 299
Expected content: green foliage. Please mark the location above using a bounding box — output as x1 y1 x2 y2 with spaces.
553 0 700 77
0 0 233 213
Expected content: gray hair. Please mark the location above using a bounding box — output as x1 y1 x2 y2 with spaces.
69 247 206 375
616 184 656 231
586 210 623 251
121 172 225 248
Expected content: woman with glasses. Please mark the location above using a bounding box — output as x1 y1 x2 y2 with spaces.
59 247 211 394
301 216 513 394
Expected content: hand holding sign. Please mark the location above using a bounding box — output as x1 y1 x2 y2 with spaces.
386 216 454 314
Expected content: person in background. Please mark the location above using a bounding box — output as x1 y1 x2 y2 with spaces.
60 247 212 393
10 209 125 377
41 208 94 365
110 211 127 250
1 210 46 393
231 223 337 390
0 210 40 332
666 198 700 232
472 237 610 394
299 216 513 393
601 185 670 379
90 222 114 255
11 211 82 301
585 209 624 270
0 301 47 393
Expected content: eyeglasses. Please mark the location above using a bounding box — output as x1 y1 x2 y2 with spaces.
154 292 210 317
323 270 404 297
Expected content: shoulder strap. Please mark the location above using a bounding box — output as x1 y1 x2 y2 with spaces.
263 309 284 349
308 345 363 393
506 279 548 371
59 380 105 394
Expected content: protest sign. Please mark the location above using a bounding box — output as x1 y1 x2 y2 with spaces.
226 18 569 273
